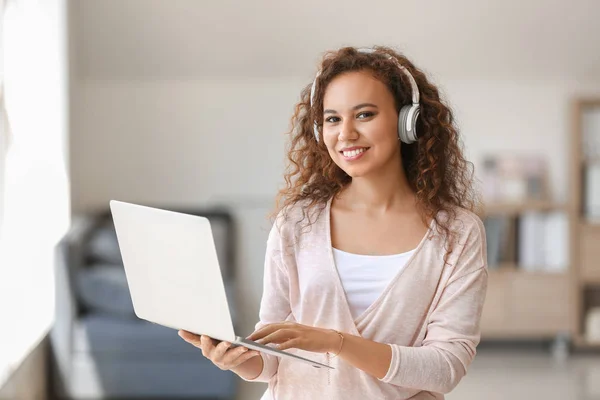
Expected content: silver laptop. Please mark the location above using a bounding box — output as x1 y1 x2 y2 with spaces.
109 200 331 369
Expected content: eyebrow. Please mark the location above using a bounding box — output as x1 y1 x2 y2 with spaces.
323 103 378 115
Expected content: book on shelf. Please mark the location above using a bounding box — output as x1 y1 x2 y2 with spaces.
483 211 569 272
517 211 569 272
583 106 600 222
484 216 516 268
585 164 600 222
481 154 548 203
517 212 545 271
484 217 503 268
543 212 570 272
582 107 600 162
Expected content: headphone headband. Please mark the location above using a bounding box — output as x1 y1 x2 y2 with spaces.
310 48 420 109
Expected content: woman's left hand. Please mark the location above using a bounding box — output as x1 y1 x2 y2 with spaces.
247 322 341 354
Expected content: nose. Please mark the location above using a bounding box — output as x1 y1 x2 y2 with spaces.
338 119 359 141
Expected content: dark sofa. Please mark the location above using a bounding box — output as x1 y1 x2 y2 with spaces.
49 206 240 399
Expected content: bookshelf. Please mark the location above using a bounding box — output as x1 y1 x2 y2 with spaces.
571 99 600 349
479 201 573 341
483 201 568 216
479 99 600 350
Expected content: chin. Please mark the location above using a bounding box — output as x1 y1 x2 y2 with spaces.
338 165 372 178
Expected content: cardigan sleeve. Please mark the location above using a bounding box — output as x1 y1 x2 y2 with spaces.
380 217 488 394
240 224 293 383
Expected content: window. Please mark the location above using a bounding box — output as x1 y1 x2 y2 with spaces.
0 0 70 384
0 0 6 229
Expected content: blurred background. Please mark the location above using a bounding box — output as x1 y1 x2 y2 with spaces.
1 0 600 399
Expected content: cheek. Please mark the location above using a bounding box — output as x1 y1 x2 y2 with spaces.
323 135 338 155
326 146 341 164
363 127 401 162
365 117 398 142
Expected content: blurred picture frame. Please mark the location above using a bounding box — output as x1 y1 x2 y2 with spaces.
481 154 549 203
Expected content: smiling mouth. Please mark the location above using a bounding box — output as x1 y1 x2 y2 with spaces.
340 148 369 158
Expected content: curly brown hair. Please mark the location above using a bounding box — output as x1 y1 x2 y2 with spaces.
273 46 479 255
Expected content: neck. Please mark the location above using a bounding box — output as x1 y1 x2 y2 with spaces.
341 161 416 214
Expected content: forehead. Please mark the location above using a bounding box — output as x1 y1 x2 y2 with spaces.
322 70 393 108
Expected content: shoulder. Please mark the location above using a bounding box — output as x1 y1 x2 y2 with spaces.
435 206 487 274
267 198 329 249
445 207 485 241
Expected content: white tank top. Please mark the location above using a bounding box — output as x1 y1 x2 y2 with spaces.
333 247 416 320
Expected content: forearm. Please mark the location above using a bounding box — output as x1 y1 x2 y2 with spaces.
231 354 264 380
385 343 470 393
332 333 467 393
333 332 392 380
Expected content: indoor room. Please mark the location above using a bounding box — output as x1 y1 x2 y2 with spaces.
1 1 600 399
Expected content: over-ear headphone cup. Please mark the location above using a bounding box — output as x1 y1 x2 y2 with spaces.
398 106 411 143
398 105 419 144
313 123 320 142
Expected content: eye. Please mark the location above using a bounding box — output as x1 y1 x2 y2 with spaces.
357 111 375 119
325 116 341 123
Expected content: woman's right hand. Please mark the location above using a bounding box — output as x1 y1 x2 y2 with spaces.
178 330 261 371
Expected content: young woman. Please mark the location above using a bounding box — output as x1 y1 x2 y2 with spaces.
180 46 488 399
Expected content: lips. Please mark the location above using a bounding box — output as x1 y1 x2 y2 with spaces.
340 147 369 158
338 147 370 161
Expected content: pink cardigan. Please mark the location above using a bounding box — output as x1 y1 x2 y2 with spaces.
244 198 488 399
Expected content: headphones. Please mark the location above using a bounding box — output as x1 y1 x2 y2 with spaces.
310 48 420 144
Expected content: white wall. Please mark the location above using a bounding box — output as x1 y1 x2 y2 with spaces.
72 0 600 81
71 78 299 211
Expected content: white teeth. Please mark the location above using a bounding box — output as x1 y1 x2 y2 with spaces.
342 148 367 157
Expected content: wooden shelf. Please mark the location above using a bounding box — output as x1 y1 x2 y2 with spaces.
579 222 600 284
577 99 600 107
476 98 599 345
581 220 600 229
573 336 600 350
482 330 566 340
583 157 600 165
488 263 518 272
483 201 567 216
482 267 572 338
572 99 600 350
488 263 569 275
581 278 600 286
